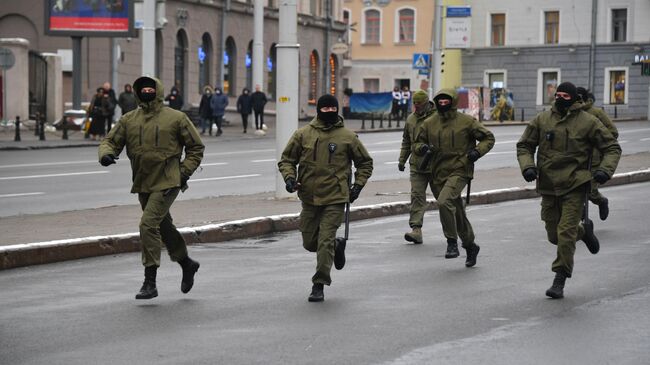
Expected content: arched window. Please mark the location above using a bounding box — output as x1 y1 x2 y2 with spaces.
246 40 253 90
363 9 381 44
329 54 337 95
397 8 415 43
175 29 188 103
155 29 163 78
308 50 319 105
267 43 277 99
199 33 213 93
224 37 237 96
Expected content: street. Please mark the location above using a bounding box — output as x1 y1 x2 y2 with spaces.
1 182 649 364
0 121 649 217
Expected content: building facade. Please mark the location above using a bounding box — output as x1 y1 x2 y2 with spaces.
462 0 650 119
0 0 346 122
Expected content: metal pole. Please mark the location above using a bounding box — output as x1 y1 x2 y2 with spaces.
275 0 300 199
142 0 156 76
72 36 82 110
1 69 6 122
253 0 264 90
431 0 444 94
219 0 231 89
588 0 598 91
111 38 119 98
323 0 331 94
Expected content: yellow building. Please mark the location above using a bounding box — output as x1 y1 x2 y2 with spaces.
341 0 463 95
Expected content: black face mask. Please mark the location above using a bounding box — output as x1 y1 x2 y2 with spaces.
140 92 156 102
435 97 453 114
555 97 574 114
318 111 339 124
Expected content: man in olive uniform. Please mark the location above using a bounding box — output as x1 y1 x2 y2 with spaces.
577 87 619 221
413 89 495 266
278 94 373 302
99 76 205 300
398 90 436 244
517 82 621 299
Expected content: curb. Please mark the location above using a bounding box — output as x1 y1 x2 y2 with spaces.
1 169 649 270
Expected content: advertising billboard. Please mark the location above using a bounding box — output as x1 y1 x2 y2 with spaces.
45 0 134 37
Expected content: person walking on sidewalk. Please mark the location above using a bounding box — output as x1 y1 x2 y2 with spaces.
210 87 229 136
391 86 402 120
278 94 373 303
165 85 184 111
398 90 436 244
516 82 621 299
88 88 109 140
400 86 411 121
237 88 253 133
118 83 138 115
98 76 205 300
251 84 267 130
577 87 619 221
102 82 117 133
413 88 495 267
198 85 214 135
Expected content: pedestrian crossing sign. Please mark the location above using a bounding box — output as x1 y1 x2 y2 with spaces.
412 53 431 70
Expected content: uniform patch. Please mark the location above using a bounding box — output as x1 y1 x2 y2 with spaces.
328 143 337 153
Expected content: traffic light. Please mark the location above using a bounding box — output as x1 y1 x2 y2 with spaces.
440 52 445 73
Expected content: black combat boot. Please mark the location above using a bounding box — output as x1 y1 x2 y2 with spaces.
464 243 481 267
545 272 567 299
581 220 600 255
135 266 158 300
598 197 609 221
445 239 460 259
308 283 324 302
178 256 200 294
334 238 346 270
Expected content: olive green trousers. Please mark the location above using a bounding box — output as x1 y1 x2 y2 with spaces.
299 202 345 285
431 175 475 247
409 171 434 228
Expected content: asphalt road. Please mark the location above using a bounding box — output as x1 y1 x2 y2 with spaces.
0 121 648 217
1 182 648 364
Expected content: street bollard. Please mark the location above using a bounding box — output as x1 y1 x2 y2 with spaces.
14 116 21 141
614 106 618 119
396 115 401 128
34 112 40 136
521 108 524 122
39 114 46 141
388 113 392 128
61 116 69 140
370 113 375 129
361 116 365 130
379 113 384 128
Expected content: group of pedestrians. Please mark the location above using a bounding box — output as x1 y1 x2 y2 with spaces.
98 75 620 303
198 84 268 136
391 85 412 121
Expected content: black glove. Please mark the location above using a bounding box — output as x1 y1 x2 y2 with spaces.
181 173 190 187
418 144 430 155
349 184 362 203
522 168 537 182
398 162 405 172
593 171 610 184
285 177 298 193
467 149 481 162
100 154 117 167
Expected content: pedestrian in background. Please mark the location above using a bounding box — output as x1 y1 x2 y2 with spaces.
237 88 253 133
165 85 184 110
278 94 373 302
391 86 402 120
98 76 205 300
88 87 108 140
199 85 214 135
398 90 436 244
414 88 495 267
577 86 619 221
400 86 411 121
251 84 267 130
118 83 138 115
210 87 229 136
102 81 117 133
516 82 621 299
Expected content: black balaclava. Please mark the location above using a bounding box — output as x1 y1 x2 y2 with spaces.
317 94 339 125
576 87 589 103
433 94 453 114
555 82 577 114
136 77 157 103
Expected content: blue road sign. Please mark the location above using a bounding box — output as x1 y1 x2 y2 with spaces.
412 53 431 70
447 6 471 17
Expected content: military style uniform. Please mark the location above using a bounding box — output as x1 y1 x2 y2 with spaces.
517 97 620 294
278 116 373 291
99 76 204 299
399 98 436 243
413 89 495 265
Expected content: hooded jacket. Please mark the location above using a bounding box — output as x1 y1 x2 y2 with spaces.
199 86 214 119
413 89 495 184
210 90 229 117
399 101 436 173
118 86 138 115
99 77 204 193
278 116 373 206
517 101 621 196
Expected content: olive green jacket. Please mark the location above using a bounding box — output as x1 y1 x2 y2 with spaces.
98 77 204 193
583 101 618 138
516 102 621 196
399 101 435 173
278 116 374 206
413 89 495 184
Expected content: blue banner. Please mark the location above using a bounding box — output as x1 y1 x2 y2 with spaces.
349 92 393 113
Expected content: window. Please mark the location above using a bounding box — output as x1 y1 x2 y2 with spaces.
486 72 505 89
491 13 505 46
199 33 213 93
611 9 627 42
309 51 319 105
363 78 380 93
224 37 237 96
606 68 627 104
310 0 321 17
544 11 559 44
397 8 415 43
537 69 560 105
343 9 352 44
364 9 381 44
329 54 338 95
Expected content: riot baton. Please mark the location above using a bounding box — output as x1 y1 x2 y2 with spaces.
418 147 435 171
582 151 595 247
334 172 353 270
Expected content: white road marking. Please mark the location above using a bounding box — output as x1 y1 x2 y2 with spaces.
204 149 275 157
191 174 261 182
641 138 650 142
201 162 229 166
494 139 519 144
251 159 276 163
368 149 399 154
617 140 628 143
0 192 45 198
0 171 109 181
367 140 401 146
618 128 650 134
384 161 399 164
485 151 514 155
0 160 96 169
